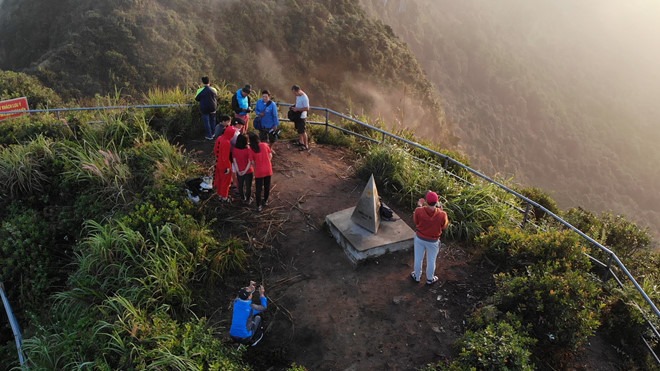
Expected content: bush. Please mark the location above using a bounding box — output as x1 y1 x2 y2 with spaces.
563 208 653 262
443 185 519 242
0 135 55 199
517 186 560 223
0 208 57 315
447 319 536 371
479 227 592 274
0 70 62 108
494 268 602 355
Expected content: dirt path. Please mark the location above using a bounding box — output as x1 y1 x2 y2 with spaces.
186 138 494 370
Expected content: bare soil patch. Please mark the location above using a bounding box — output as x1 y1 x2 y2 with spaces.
184 138 620 370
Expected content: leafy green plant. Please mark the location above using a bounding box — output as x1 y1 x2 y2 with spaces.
201 237 249 281
494 268 603 355
0 135 55 199
0 207 58 315
443 184 519 242
0 69 63 108
479 227 591 274
446 319 536 371
517 186 560 222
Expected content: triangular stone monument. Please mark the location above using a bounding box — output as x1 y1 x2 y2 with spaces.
351 174 381 233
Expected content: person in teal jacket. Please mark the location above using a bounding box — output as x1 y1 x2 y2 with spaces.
229 281 268 346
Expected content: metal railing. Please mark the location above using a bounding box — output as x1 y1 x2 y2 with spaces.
294 105 660 361
0 283 26 367
5 102 660 361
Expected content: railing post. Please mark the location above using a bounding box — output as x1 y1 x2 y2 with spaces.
381 131 385 144
521 203 532 228
325 109 329 135
603 253 613 281
0 283 26 367
443 156 449 170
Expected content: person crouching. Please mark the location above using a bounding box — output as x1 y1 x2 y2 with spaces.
230 281 267 346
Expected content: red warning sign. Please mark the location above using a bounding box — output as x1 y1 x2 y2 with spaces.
0 97 29 121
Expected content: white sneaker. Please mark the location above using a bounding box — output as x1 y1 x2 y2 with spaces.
251 332 264 346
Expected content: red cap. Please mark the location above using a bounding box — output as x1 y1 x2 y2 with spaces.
425 191 439 204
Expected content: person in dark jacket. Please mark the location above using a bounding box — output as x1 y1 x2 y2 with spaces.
195 76 218 140
231 84 252 131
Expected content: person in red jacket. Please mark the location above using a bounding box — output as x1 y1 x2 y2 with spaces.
214 125 236 202
410 191 450 285
248 132 273 212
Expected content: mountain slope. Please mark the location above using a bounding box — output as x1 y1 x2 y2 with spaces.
0 0 452 142
361 0 660 236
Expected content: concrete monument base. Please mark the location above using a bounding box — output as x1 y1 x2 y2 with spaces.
326 206 414 265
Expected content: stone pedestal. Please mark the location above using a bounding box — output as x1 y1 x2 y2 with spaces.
326 206 414 265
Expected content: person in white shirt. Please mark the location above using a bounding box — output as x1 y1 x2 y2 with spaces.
290 84 310 151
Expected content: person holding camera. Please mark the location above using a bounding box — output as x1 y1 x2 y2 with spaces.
290 84 310 151
231 84 253 131
230 281 268 346
254 90 280 152
410 191 449 285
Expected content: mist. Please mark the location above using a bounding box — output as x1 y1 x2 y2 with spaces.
362 0 660 237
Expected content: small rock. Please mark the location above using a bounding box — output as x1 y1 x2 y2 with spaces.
392 296 406 304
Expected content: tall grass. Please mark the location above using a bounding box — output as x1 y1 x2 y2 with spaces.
0 135 55 198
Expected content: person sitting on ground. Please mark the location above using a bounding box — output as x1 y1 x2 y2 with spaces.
230 281 267 346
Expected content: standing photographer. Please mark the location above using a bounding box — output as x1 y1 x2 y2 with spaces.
229 281 268 346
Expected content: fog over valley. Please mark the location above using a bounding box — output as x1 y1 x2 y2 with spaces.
362 0 660 237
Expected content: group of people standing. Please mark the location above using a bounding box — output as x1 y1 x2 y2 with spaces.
195 77 310 212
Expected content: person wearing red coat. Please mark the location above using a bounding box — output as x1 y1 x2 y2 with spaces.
214 125 236 201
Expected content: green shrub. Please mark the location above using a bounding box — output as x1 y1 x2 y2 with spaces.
447 319 536 371
479 227 591 274
0 114 76 145
309 124 356 147
0 135 55 199
201 237 249 281
517 186 560 223
494 268 602 354
443 184 519 242
0 208 57 315
0 70 62 108
563 208 652 262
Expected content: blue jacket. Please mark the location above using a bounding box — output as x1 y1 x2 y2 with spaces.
229 296 267 338
255 99 279 130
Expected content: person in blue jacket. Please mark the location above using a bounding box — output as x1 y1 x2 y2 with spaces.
230 281 268 346
254 90 280 150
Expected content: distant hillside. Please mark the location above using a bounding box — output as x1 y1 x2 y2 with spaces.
361 0 660 237
0 0 452 144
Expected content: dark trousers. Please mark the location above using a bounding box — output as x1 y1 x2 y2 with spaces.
238 173 253 202
255 176 271 207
